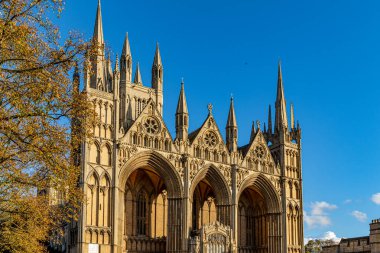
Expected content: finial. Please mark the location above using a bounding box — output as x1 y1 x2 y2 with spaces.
208 103 213 115
181 77 184 85
230 93 234 100
256 120 261 130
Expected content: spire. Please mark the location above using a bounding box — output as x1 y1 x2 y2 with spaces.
226 97 237 128
226 97 238 153
122 33 131 56
290 103 295 129
275 60 288 131
93 0 104 46
250 121 256 142
176 79 188 115
153 42 162 67
134 62 142 85
268 105 272 134
175 79 189 141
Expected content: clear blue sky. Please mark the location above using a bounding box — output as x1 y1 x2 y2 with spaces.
57 0 380 240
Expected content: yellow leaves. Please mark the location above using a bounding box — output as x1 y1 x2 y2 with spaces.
0 1 91 252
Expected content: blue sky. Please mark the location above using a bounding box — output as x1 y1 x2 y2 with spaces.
57 0 380 240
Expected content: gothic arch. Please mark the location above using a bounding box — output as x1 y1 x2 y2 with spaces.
119 150 183 197
119 151 184 252
86 169 100 183
190 164 232 206
238 173 281 213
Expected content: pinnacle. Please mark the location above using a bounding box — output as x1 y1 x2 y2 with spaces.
226 97 237 128
134 62 142 85
122 32 131 56
176 79 188 114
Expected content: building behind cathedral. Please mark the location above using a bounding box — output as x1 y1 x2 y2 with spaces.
321 219 380 253
65 1 304 252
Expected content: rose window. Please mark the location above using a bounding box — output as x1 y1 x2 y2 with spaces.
144 117 159 134
204 131 218 147
254 146 265 158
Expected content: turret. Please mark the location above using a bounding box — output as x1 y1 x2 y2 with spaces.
226 97 238 153
175 80 189 141
151 43 163 91
151 43 163 114
90 0 107 91
370 219 380 253
120 33 132 84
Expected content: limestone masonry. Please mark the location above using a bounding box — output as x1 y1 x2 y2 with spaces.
66 1 304 252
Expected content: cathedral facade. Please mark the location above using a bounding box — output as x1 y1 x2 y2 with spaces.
67 1 304 253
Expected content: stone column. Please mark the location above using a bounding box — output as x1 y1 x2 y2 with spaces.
181 154 190 252
268 213 282 253
167 197 184 252
230 164 238 253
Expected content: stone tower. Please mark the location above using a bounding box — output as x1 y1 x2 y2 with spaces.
371 219 380 253
66 2 304 253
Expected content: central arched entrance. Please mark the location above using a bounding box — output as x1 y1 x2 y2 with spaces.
189 165 232 252
119 151 183 253
237 174 282 253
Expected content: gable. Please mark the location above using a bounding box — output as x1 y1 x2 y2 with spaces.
121 99 177 152
240 130 279 175
189 114 229 155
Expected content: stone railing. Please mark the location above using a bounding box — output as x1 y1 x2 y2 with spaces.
124 235 166 253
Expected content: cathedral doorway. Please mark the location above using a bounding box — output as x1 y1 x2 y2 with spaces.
237 187 268 253
119 151 184 253
124 168 167 253
190 165 232 233
237 174 282 253
191 179 218 231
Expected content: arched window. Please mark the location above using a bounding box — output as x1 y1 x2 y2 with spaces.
107 145 112 166
213 150 218 162
222 152 227 163
96 143 101 164
164 139 170 151
195 147 201 158
87 173 99 226
136 191 147 235
205 148 210 160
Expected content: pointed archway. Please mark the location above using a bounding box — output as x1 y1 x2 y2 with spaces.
118 151 184 253
237 174 282 253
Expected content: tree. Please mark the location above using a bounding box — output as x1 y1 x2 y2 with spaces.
0 0 93 252
305 239 337 253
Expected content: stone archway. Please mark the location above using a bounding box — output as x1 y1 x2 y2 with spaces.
237 174 282 253
119 151 184 253
190 164 232 228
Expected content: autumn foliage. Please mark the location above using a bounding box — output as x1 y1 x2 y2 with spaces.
0 0 92 252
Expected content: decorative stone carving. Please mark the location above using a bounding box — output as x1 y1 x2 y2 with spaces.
236 168 249 189
203 131 218 148
143 117 160 134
